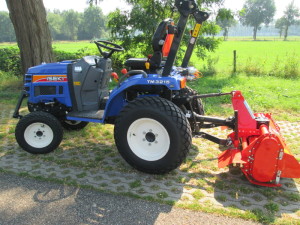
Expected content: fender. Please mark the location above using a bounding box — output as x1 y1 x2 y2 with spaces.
103 73 183 119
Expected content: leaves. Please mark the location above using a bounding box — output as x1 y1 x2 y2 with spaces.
276 1 300 40
239 0 276 40
0 12 16 42
47 6 107 41
108 0 223 65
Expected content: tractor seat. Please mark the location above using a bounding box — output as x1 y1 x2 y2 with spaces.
124 18 174 72
125 52 162 71
125 58 148 69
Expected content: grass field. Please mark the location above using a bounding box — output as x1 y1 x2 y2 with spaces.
0 40 95 52
191 39 300 74
225 36 300 41
1 38 299 76
189 74 300 122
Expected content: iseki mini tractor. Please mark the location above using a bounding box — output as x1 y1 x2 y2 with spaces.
13 0 300 187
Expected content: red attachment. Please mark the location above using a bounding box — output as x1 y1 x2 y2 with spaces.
162 34 174 57
218 91 300 187
231 91 258 133
218 148 245 168
111 72 119 82
121 68 128 75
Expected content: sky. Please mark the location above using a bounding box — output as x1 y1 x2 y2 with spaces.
0 0 299 19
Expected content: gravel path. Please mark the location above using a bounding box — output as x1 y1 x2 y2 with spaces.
0 172 259 225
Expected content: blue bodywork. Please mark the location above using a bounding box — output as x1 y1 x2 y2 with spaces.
25 61 73 107
25 60 184 124
103 73 182 120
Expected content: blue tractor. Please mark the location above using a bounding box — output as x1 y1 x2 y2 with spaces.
14 0 217 174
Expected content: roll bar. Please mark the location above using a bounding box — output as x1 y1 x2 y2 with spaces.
162 0 209 76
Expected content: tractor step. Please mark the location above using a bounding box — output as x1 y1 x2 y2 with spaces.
67 110 104 120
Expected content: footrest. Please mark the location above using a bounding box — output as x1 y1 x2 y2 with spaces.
67 110 104 120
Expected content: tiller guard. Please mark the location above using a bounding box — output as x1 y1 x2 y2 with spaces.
217 91 300 187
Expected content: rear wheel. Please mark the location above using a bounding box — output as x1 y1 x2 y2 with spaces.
180 86 204 132
15 112 63 154
181 86 204 115
114 97 192 174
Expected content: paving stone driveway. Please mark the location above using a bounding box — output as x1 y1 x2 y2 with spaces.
0 105 299 222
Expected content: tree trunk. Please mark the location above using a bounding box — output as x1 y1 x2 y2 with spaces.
284 26 289 41
253 27 257 41
5 0 54 74
224 28 229 41
279 29 282 38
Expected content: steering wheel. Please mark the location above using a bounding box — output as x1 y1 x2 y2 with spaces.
94 40 124 58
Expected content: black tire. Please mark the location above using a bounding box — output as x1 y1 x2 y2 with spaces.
114 97 192 174
180 86 204 132
181 86 205 115
15 112 63 154
61 120 89 130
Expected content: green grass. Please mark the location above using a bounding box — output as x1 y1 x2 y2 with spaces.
225 36 300 41
1 38 299 77
191 39 300 78
188 73 300 122
0 71 22 104
53 41 93 52
0 40 96 53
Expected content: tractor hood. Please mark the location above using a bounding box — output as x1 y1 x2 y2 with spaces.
27 60 74 74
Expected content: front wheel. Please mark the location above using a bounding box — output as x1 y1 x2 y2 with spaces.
114 97 192 174
15 112 63 154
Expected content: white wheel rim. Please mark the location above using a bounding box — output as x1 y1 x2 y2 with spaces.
24 123 54 148
127 118 170 161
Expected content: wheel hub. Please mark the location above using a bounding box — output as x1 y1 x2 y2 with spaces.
36 130 43 137
145 132 156 143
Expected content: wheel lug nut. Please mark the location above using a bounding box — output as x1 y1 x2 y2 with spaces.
155 141 158 144
148 143 151 146
143 131 146 134
143 139 146 141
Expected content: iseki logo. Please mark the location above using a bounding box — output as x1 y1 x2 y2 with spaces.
47 76 65 81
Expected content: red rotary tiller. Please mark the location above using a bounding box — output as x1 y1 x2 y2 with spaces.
214 91 300 187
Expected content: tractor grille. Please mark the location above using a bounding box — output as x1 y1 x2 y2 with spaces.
25 75 32 83
34 86 56 96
